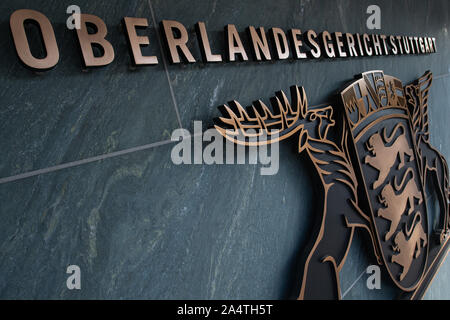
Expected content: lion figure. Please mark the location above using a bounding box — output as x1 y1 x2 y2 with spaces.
392 213 428 281
365 123 415 189
377 168 423 241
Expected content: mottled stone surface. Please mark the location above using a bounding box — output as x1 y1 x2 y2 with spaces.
0 0 180 178
0 0 449 299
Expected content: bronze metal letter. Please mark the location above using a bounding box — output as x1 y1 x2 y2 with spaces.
333 32 347 58
123 17 158 66
225 24 248 62
429 37 436 53
371 34 382 55
161 20 196 64
355 33 365 56
409 37 416 54
389 35 398 55
380 35 389 55
196 22 222 63
289 29 307 59
413 37 420 54
396 36 404 54
403 37 411 54
76 14 115 68
423 37 430 53
271 27 290 60
344 33 358 57
418 37 425 53
320 31 336 58
247 26 271 61
10 9 59 71
362 33 373 56
304 30 321 59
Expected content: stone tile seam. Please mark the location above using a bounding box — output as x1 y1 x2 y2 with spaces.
0 139 175 185
0 101 329 185
341 267 368 299
148 0 183 130
0 69 448 185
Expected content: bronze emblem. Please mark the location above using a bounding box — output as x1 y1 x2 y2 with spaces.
214 70 450 299
342 70 431 291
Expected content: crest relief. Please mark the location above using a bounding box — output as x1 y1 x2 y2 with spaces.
213 70 450 299
341 71 429 291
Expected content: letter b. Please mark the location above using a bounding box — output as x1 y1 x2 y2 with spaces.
75 14 115 67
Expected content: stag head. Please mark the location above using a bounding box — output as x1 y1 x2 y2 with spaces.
214 86 336 153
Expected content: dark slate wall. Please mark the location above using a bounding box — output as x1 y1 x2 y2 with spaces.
0 0 449 299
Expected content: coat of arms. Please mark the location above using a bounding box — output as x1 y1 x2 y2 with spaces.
213 70 450 300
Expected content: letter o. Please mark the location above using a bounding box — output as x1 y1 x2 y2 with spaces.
10 9 59 71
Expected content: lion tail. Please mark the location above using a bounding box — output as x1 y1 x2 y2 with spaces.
383 123 405 145
405 212 422 238
394 167 415 192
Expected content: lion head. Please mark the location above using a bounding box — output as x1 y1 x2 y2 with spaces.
378 184 394 207
392 231 406 253
366 133 384 155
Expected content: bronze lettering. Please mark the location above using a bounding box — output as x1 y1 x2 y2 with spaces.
76 14 115 67
10 9 59 71
372 34 382 55
247 26 271 61
161 20 195 64
418 37 425 53
363 33 373 56
123 17 158 66
403 36 411 54
396 36 404 54
355 33 365 56
389 35 398 55
414 37 420 53
289 29 307 59
304 30 321 59
409 37 416 54
430 37 436 53
321 31 336 58
380 35 389 55
225 24 248 62
6 11 439 69
196 22 222 63
423 37 430 53
333 32 347 58
344 33 358 57
271 27 290 60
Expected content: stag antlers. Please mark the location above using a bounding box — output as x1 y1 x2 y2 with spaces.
214 86 309 146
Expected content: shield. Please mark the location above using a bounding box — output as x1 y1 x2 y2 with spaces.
341 71 429 291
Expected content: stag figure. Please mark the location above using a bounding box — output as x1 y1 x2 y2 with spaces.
215 86 381 299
